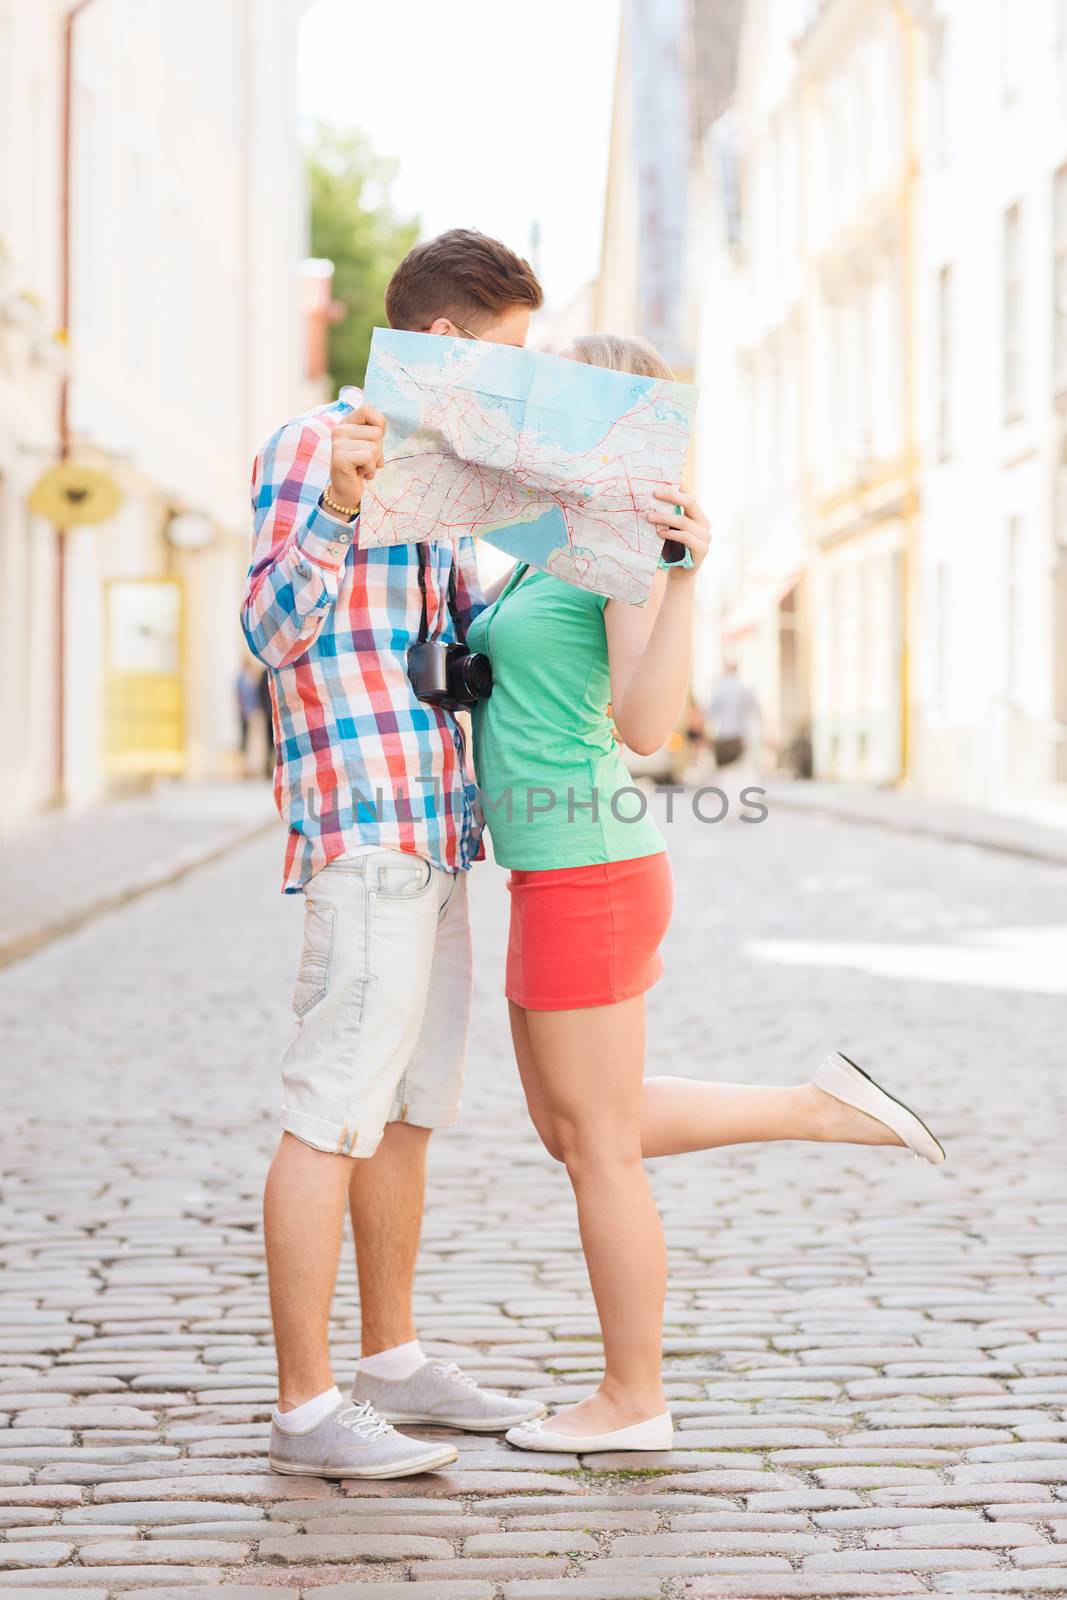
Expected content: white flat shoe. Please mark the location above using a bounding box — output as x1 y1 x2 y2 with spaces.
814 1051 946 1165
505 1410 673 1454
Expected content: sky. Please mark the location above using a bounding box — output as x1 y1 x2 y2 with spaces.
297 0 622 314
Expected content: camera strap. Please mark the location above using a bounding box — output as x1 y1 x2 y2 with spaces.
416 544 467 646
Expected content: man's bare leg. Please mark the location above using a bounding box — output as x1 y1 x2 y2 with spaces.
264 1132 353 1410
348 1121 431 1358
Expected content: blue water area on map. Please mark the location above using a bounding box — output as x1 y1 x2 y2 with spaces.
476 347 655 455
364 335 428 445
365 327 680 458
481 506 567 566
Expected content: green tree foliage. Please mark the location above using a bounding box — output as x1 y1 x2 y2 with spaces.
307 124 420 391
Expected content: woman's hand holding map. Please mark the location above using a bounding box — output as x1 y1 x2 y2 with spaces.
647 488 711 578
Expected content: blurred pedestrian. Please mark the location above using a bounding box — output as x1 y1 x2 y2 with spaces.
235 663 261 778
709 659 760 770
786 722 814 780
257 662 275 778
682 696 711 783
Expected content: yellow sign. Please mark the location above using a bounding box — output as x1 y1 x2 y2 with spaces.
29 461 121 527
103 579 185 777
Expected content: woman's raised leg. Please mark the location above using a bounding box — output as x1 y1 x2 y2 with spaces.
511 999 905 1165
637 1074 904 1156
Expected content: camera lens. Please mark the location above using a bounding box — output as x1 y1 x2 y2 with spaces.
457 651 493 701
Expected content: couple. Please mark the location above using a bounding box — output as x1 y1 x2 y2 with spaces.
242 229 946 1482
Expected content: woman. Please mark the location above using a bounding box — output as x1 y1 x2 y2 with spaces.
466 332 946 1456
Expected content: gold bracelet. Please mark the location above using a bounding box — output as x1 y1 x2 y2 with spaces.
322 483 360 519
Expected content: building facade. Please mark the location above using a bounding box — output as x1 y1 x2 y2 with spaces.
597 0 744 705
698 0 919 780
597 0 745 376
0 2 65 832
913 0 1067 808
698 0 1067 813
0 0 311 834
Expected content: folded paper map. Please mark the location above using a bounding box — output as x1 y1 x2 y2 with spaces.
358 328 699 604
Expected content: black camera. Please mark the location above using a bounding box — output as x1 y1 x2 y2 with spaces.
408 639 493 711
407 545 493 713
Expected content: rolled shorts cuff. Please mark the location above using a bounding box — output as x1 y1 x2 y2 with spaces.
280 1107 385 1160
280 1101 461 1160
398 1097 462 1132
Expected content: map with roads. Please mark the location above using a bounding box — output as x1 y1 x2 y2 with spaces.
359 328 699 604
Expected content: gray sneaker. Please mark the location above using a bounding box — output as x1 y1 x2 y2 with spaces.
353 1359 547 1432
269 1400 458 1479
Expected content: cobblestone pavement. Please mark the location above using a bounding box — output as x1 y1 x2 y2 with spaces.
2 798 1066 1599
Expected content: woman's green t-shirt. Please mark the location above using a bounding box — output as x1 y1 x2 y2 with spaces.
466 565 665 871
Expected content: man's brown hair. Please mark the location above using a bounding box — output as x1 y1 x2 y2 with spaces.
385 228 543 333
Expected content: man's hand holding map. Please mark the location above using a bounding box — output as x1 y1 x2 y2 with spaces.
358 329 700 605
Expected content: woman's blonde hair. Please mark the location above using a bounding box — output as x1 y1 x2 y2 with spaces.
565 332 675 382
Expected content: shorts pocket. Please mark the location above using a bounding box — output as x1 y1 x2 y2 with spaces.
292 901 336 1016
375 857 435 898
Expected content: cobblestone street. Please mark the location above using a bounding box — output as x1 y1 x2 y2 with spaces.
2 797 1066 1599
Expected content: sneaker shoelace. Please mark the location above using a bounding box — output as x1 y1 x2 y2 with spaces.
335 1401 391 1440
432 1360 479 1391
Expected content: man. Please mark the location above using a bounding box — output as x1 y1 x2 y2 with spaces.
242 230 545 1480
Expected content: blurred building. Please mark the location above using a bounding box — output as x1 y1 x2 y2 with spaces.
699 0 920 781
0 0 313 835
0 3 64 830
597 0 744 377
914 0 1067 808
532 281 597 356
698 0 1067 814
597 0 744 705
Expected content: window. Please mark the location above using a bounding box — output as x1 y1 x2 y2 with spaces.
1003 203 1024 422
125 151 146 371
830 569 848 719
783 338 799 482
0 10 11 239
74 87 101 338
771 341 784 485
848 288 873 475
937 264 953 458
930 16 949 165
1000 0 1024 101
933 563 950 709
166 204 186 406
859 564 875 705
1005 517 1023 704
1055 166 1067 393
827 82 845 232
769 113 783 277
831 300 847 467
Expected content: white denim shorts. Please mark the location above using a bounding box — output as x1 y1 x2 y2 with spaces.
280 850 472 1158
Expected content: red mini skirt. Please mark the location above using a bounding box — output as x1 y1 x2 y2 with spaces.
505 851 674 1011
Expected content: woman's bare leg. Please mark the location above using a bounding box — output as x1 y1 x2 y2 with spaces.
518 995 668 1435
637 1075 902 1156
509 999 903 1164
509 1000 564 1159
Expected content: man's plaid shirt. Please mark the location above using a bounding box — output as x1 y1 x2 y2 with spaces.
241 387 485 892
